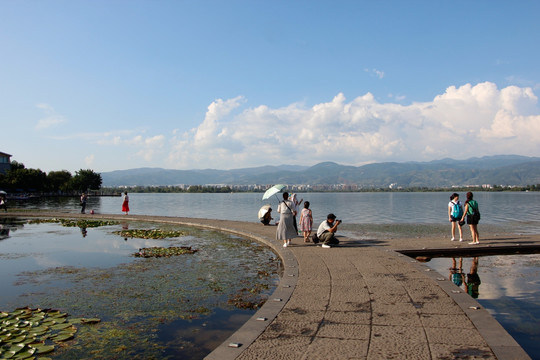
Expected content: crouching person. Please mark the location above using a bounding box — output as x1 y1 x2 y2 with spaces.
317 213 341 248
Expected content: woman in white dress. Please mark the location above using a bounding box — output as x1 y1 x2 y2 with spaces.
276 192 297 247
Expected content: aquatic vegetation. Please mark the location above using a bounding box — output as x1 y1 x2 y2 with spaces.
28 218 119 228
0 307 100 359
3 220 280 359
134 246 198 258
113 228 187 239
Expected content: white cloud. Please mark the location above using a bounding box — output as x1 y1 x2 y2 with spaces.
42 82 538 170
85 154 95 167
165 82 540 169
364 68 385 79
35 103 67 129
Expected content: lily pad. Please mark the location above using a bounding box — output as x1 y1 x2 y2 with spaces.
50 323 73 330
51 332 74 342
33 344 55 354
134 246 198 258
113 228 187 239
0 307 99 358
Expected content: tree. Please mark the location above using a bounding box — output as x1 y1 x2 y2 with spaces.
5 168 47 191
71 169 102 192
10 160 25 171
47 170 72 192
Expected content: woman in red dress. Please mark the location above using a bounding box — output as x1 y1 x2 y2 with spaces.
122 192 129 215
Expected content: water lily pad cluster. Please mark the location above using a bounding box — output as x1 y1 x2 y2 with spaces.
114 229 187 239
0 307 100 359
134 246 198 258
28 218 118 228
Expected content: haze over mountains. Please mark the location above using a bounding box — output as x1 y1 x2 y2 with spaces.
101 155 540 188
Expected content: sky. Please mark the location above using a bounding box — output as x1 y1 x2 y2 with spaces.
1 1 540 174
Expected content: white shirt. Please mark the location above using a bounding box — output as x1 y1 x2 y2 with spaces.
448 200 461 217
317 221 332 237
277 200 293 214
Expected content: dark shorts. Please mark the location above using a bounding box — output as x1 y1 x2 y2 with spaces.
450 216 461 222
467 214 479 225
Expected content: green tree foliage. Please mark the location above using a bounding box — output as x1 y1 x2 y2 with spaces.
5 168 48 191
0 160 102 193
70 169 103 192
9 160 26 171
47 170 73 192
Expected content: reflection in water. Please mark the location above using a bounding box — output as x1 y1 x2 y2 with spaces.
466 257 481 298
448 257 482 298
427 254 540 358
449 257 464 287
0 224 9 240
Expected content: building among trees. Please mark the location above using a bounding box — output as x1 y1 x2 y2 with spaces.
0 152 11 175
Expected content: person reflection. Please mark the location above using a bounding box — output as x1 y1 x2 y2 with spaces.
449 257 465 289
122 222 129 241
80 227 87 237
465 257 481 298
0 224 9 240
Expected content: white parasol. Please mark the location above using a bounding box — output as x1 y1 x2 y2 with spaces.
262 184 286 201
258 204 272 219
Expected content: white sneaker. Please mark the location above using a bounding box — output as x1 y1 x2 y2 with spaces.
321 244 331 248
283 243 287 248
459 238 463 242
451 237 455 241
287 240 291 245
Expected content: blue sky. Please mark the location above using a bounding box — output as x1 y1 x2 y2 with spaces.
1 1 539 173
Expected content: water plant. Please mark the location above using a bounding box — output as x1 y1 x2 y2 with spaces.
134 246 198 258
0 307 100 359
28 218 119 228
3 220 280 359
113 228 187 239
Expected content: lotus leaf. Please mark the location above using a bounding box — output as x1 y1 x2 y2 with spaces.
50 323 72 330
50 332 74 342
13 347 35 359
2 350 16 359
28 218 119 228
8 343 25 352
33 344 54 354
80 318 101 324
22 337 36 344
10 335 26 343
113 228 187 239
0 307 99 358
134 246 198 258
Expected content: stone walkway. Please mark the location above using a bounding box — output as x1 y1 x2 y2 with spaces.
2 211 535 359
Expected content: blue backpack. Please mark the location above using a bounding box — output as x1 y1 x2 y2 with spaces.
452 202 463 218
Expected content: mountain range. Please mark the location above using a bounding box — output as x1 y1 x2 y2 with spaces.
101 155 540 188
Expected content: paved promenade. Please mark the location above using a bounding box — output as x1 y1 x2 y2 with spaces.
2 211 537 359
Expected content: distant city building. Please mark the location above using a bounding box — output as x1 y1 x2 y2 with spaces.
0 152 11 174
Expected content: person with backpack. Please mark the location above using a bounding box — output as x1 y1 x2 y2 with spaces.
461 192 481 245
448 193 464 241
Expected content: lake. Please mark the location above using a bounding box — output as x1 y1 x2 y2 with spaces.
13 191 540 235
424 254 540 358
0 218 280 359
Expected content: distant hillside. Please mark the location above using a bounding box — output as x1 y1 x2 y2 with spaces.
101 155 540 187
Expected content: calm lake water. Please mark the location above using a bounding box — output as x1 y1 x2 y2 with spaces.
0 219 280 359
14 191 540 235
425 255 540 358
